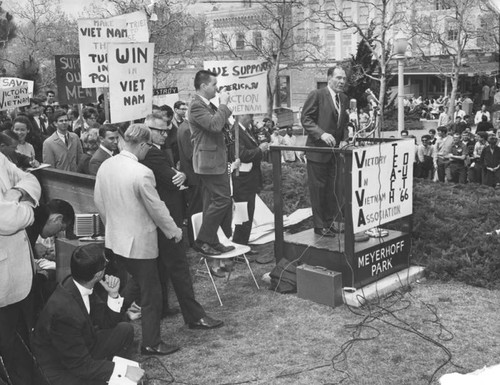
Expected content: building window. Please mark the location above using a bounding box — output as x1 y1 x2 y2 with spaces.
342 33 352 58
253 31 262 50
236 33 245 50
447 29 458 41
326 31 336 59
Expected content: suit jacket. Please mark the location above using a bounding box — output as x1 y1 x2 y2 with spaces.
301 86 349 162
188 94 232 175
94 151 181 260
232 124 263 195
23 114 47 162
164 122 179 166
33 277 120 383
88 147 112 176
141 146 184 226
0 152 41 307
43 131 83 172
177 120 199 186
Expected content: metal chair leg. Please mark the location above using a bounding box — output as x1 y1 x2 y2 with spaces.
243 254 260 289
204 258 223 306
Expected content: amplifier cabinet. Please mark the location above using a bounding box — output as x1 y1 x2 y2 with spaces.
296 264 343 308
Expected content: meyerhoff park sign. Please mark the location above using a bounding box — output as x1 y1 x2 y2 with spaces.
351 140 414 286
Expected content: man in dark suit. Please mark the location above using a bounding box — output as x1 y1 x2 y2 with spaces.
141 113 223 329
231 114 269 246
19 98 47 162
188 69 235 256
33 244 144 385
301 66 349 237
89 124 120 175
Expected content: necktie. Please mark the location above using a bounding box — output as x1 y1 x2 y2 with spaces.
209 102 218 113
65 134 70 148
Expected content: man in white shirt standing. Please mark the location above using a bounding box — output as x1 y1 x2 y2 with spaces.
33 244 144 385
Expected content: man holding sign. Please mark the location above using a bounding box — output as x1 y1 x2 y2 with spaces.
188 70 235 256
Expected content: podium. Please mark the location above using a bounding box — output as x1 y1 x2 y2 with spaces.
271 139 414 288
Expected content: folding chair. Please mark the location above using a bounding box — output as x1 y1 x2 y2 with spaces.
191 212 260 306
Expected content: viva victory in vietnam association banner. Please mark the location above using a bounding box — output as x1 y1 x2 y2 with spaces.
78 11 149 88
203 60 268 115
351 140 414 233
108 42 154 123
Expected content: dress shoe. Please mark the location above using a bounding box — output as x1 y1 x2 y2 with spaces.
314 228 336 238
162 307 180 318
193 241 221 256
141 342 180 356
247 249 259 256
211 243 235 253
327 225 344 234
188 316 224 330
209 267 226 278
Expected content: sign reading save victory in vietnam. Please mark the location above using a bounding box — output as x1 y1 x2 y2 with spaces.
108 42 154 123
0 78 34 110
351 140 414 233
203 60 268 115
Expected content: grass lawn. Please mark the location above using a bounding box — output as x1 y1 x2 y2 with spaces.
129 242 500 385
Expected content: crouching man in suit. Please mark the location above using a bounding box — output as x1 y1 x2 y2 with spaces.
33 244 144 385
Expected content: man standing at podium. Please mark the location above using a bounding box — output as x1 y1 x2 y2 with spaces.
301 66 349 237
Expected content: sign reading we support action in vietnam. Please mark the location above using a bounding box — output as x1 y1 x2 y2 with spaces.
351 140 414 233
203 60 269 115
108 42 154 123
0 78 34 110
78 11 149 88
55 55 97 104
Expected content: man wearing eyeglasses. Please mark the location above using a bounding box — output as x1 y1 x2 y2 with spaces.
141 113 224 330
42 110 83 171
95 124 183 356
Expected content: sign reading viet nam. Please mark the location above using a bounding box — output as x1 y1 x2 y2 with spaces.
203 60 269 115
153 87 179 107
55 55 97 104
108 42 154 123
0 78 34 110
78 11 149 88
351 140 414 233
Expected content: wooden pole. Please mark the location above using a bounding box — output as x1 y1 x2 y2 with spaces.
234 116 239 176
103 88 110 123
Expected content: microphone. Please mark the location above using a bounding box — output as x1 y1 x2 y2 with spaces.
349 98 357 111
365 88 380 106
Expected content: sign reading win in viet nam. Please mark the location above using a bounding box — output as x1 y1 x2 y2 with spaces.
55 55 97 105
203 60 269 116
0 78 34 111
78 11 149 88
108 42 154 123
351 140 414 234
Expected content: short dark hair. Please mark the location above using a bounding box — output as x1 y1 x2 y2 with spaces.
82 107 97 120
13 115 33 131
478 132 488 140
71 243 107 283
437 126 448 134
159 105 174 118
47 199 75 228
173 101 186 110
421 134 431 141
53 110 68 122
194 70 217 90
429 128 436 134
99 124 118 138
327 65 345 77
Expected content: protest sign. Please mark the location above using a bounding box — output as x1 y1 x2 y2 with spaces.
351 140 414 233
55 55 97 104
203 60 268 115
108 42 154 123
0 78 34 110
153 87 179 107
78 12 149 88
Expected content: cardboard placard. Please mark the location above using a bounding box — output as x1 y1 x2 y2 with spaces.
55 55 97 104
152 87 179 107
108 42 154 123
203 60 269 115
0 77 34 110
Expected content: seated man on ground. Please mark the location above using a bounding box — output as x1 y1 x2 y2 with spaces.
33 244 144 385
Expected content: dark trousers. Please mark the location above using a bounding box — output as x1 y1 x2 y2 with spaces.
0 293 36 385
483 168 500 187
158 231 205 324
112 253 163 348
197 173 232 244
232 189 256 245
437 158 451 182
307 158 344 229
468 161 483 184
449 162 467 183
184 183 203 246
41 322 133 385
